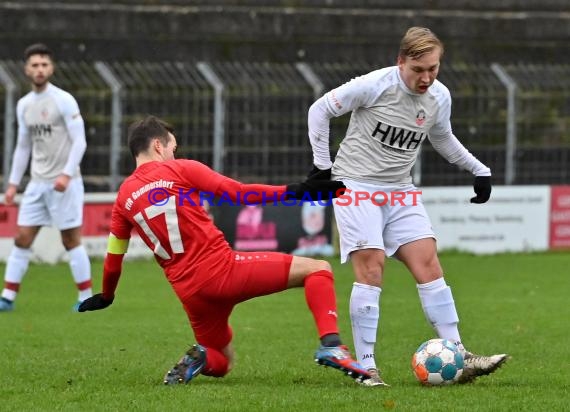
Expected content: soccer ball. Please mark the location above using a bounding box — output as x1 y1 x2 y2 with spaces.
411 338 464 385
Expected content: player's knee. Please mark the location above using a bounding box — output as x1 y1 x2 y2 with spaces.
417 256 443 282
221 345 235 376
61 228 82 250
306 266 334 283
352 259 384 287
313 259 332 274
423 250 441 268
62 239 81 251
226 360 234 375
288 257 333 288
14 234 34 249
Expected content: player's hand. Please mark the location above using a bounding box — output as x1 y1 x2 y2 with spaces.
307 165 332 181
3 185 17 206
54 174 71 192
470 176 491 204
77 293 114 312
286 180 346 200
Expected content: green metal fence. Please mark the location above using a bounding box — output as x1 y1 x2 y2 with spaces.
1 61 569 191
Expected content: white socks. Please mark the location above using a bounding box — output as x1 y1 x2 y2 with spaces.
1 246 32 301
417 277 461 343
350 282 381 370
2 245 92 303
68 245 92 302
348 277 460 371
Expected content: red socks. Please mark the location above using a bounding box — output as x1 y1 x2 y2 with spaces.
304 270 339 338
202 346 229 377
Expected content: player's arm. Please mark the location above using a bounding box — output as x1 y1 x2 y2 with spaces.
101 233 129 300
76 234 128 312
429 132 491 177
429 132 492 204
55 94 87 191
308 73 374 172
428 92 492 203
77 206 131 312
5 101 32 205
182 160 345 202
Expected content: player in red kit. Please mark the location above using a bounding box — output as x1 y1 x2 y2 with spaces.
78 115 372 385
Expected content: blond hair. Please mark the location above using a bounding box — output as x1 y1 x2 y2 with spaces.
399 27 444 60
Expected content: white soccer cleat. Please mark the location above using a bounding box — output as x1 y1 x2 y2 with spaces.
457 352 509 384
359 368 390 387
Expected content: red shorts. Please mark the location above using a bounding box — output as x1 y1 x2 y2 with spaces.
182 251 293 350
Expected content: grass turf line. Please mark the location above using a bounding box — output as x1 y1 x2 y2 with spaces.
0 252 568 411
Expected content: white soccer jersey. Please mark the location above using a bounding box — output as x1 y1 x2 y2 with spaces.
9 83 86 184
308 66 490 185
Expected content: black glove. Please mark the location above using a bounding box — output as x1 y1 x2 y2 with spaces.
307 165 332 181
470 176 492 204
286 179 346 200
77 293 114 312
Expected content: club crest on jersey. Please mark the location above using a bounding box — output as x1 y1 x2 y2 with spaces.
415 109 426 126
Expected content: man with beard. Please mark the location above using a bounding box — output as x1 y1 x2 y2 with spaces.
0 44 92 312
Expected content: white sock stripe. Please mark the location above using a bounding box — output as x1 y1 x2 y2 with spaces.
416 277 447 291
1 289 17 301
353 282 382 293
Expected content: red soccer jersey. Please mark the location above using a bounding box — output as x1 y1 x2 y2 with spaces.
106 159 287 301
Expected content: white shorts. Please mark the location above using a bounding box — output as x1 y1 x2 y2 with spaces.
17 178 85 230
333 179 435 263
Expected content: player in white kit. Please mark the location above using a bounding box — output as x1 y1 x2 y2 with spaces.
306 27 507 385
0 44 92 312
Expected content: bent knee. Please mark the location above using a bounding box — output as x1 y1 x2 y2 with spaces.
14 235 34 249
313 259 332 273
415 256 443 281
292 256 332 275
226 361 234 375
351 250 385 286
416 270 443 284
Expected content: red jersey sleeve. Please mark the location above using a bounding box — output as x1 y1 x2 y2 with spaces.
180 160 287 203
101 202 133 299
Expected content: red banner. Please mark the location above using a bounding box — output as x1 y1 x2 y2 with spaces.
549 185 570 248
81 203 114 236
0 203 114 237
0 206 18 237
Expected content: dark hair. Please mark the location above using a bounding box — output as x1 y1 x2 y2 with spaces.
127 115 174 158
24 43 54 61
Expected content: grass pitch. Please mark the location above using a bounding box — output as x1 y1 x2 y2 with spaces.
0 252 568 411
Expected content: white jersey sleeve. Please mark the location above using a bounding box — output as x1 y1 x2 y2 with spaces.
307 98 334 169
8 97 33 186
428 86 491 177
55 93 87 177
308 69 387 170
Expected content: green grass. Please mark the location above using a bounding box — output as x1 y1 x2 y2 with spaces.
1 252 569 411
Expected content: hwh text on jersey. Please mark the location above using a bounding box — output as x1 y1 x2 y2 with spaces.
29 123 52 137
371 121 426 151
